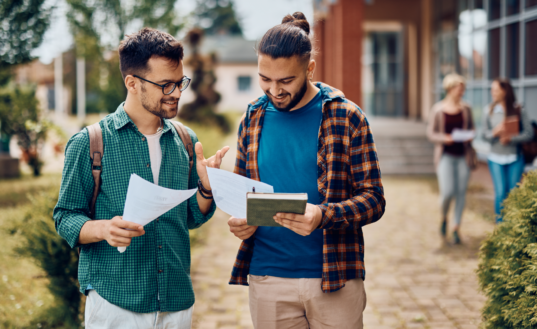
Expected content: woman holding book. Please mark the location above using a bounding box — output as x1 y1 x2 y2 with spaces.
481 78 533 223
427 73 475 244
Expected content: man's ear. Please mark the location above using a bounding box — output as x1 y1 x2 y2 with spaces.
307 59 316 81
125 75 137 94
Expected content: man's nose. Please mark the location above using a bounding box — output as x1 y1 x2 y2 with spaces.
269 83 281 97
170 85 182 99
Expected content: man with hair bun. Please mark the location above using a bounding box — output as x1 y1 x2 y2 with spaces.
54 27 228 328
227 12 385 328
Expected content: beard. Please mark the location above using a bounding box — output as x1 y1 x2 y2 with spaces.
140 84 179 119
266 77 308 112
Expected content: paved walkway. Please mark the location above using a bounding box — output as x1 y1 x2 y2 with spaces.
190 134 495 329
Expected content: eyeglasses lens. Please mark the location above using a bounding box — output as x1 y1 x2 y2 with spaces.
180 78 190 92
163 83 175 95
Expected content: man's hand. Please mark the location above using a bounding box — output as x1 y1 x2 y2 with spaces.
101 216 145 247
274 204 323 236
228 217 257 240
195 142 230 190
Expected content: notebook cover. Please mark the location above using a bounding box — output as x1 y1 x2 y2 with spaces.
504 116 520 137
246 193 308 227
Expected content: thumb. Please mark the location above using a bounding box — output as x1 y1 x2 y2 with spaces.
195 142 204 162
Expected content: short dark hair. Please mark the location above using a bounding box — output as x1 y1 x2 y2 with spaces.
257 12 313 63
118 27 184 79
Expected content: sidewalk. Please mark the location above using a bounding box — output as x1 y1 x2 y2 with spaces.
190 136 494 329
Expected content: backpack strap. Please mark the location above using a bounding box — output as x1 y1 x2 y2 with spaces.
86 122 103 219
171 121 194 181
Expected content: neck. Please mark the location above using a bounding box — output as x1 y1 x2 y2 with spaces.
290 81 320 112
444 94 461 105
124 94 162 135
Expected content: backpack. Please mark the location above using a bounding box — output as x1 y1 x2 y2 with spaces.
86 120 194 218
522 121 537 164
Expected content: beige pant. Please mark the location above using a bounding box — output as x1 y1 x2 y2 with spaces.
248 275 366 329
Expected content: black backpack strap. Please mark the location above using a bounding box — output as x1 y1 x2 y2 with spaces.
86 122 103 219
171 121 194 181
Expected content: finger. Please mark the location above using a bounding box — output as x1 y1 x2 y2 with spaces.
116 220 144 231
230 225 253 234
276 219 308 236
213 150 222 168
220 146 230 158
111 237 132 246
276 213 298 221
195 142 205 162
228 217 248 226
112 228 145 238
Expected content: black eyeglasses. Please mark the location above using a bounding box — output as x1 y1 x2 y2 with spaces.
133 75 191 95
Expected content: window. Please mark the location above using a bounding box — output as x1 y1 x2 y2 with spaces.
526 0 537 9
237 76 252 92
488 28 501 79
488 0 501 21
507 0 521 15
474 30 487 79
526 19 537 76
506 23 520 79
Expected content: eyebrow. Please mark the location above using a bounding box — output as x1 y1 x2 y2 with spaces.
258 73 296 81
156 77 185 84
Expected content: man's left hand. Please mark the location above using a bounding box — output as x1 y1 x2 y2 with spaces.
195 142 230 190
274 204 323 236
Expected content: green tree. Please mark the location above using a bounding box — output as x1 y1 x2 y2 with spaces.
477 171 537 328
194 0 243 36
179 28 230 133
0 0 52 86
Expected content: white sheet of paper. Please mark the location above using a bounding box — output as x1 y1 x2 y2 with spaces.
207 167 274 218
451 129 475 142
118 174 197 253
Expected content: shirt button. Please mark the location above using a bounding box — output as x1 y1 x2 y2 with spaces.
158 245 162 249
147 163 150 168
142 137 146 141
158 269 163 273
156 218 160 222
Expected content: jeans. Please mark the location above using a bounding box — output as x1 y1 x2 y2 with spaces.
437 154 470 226
487 156 525 223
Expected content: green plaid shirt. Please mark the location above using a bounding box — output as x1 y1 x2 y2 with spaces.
53 104 216 313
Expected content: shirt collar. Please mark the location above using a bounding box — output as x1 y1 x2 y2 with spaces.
112 102 172 134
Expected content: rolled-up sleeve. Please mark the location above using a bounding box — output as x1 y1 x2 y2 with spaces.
53 130 94 248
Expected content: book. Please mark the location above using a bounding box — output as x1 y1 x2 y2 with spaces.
504 116 520 137
246 193 308 227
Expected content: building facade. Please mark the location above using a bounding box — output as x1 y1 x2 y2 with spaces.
314 0 537 127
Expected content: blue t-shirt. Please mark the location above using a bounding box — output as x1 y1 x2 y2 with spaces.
249 91 324 278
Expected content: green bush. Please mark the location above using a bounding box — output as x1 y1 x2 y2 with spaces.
477 170 537 328
10 187 82 328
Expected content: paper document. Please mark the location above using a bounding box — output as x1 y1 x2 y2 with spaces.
206 167 274 218
451 129 475 142
118 174 197 253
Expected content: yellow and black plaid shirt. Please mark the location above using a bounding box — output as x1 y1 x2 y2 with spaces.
229 82 386 293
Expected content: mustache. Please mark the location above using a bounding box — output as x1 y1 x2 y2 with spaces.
266 91 290 98
161 98 180 102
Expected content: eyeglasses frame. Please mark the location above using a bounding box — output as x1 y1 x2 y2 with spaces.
133 75 191 95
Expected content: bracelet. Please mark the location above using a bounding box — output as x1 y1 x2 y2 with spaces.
198 179 213 199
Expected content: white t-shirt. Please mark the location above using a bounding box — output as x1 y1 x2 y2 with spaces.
144 131 163 185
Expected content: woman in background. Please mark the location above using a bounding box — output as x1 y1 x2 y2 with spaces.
427 73 475 244
481 78 533 223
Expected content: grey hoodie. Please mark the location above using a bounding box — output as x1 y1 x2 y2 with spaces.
480 104 533 156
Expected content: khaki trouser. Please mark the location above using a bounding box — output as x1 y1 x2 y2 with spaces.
248 275 366 329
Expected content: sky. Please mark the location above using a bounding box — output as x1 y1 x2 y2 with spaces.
33 0 314 64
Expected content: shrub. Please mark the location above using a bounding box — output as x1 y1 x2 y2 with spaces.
477 170 537 328
10 187 82 328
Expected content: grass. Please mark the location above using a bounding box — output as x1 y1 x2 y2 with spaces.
0 174 59 328
0 115 235 327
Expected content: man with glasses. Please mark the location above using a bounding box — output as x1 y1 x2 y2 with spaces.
53 27 228 328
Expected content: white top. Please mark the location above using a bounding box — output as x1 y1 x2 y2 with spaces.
144 131 163 185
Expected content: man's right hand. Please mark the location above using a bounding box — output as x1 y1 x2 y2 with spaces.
101 216 145 247
228 217 257 240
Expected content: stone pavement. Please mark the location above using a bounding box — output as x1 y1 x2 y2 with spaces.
189 133 495 329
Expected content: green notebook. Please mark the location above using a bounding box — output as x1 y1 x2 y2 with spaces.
246 192 308 227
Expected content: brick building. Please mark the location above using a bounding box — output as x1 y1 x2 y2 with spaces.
313 0 537 124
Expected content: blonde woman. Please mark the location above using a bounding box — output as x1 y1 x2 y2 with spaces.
427 74 475 244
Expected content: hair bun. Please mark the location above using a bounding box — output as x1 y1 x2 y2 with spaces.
281 12 310 35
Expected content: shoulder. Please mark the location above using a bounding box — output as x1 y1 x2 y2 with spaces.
325 97 367 135
171 121 199 143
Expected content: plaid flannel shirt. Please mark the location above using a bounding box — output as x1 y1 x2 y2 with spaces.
229 82 386 293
